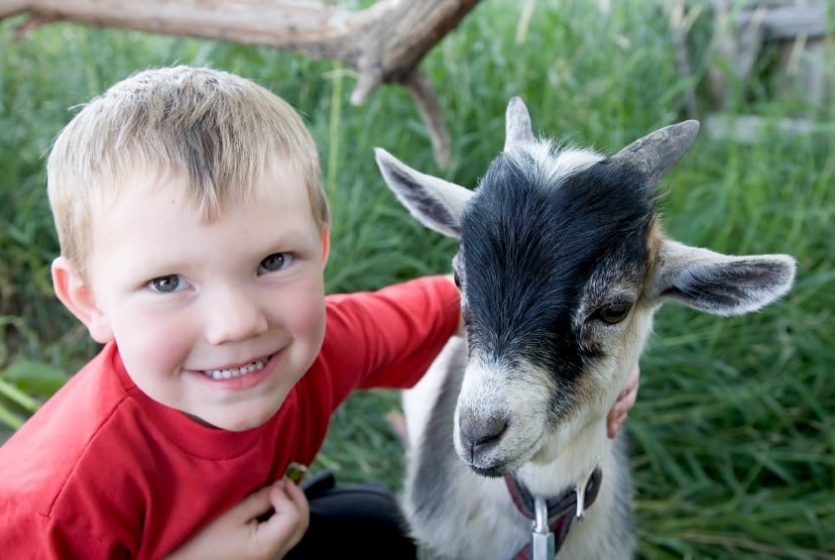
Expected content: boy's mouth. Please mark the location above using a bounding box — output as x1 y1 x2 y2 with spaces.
202 355 273 380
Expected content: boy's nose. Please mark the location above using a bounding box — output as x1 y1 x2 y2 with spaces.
204 289 269 345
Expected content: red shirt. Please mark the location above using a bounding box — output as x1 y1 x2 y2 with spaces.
0 276 459 559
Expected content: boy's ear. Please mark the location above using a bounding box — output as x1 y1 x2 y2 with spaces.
320 226 330 267
51 257 114 343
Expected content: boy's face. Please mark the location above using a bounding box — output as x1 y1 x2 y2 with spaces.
56 159 329 431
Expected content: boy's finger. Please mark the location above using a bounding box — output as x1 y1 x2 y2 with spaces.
624 364 640 392
606 406 619 438
621 383 638 410
255 480 309 548
607 415 618 439
281 477 310 520
607 365 641 439
268 479 309 523
227 484 275 523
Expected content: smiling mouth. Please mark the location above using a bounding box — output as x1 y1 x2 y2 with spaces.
202 355 273 380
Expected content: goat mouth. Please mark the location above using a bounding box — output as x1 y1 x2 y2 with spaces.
468 464 508 478
461 435 543 478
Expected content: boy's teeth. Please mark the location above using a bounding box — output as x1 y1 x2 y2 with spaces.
204 357 269 380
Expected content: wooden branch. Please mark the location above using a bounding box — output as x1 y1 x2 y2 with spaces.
402 69 451 171
736 2 828 41
1 0 482 168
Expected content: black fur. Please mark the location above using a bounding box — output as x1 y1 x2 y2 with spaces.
459 153 655 391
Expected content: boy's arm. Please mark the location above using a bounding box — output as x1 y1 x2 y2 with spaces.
323 275 461 395
445 273 466 335
0 499 58 558
324 275 639 433
0 495 132 559
165 479 308 560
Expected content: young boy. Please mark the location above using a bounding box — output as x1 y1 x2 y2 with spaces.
0 66 637 559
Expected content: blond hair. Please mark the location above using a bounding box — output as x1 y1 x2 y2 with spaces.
47 65 329 279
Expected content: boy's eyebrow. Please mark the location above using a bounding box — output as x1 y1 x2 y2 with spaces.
124 230 298 271
254 222 319 249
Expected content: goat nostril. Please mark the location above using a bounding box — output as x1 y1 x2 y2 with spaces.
459 414 509 452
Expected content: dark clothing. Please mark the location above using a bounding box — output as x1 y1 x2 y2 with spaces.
287 472 418 559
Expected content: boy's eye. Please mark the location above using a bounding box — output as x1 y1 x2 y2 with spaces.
149 275 185 293
260 253 293 274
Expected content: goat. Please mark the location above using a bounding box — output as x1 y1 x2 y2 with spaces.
373 97 796 559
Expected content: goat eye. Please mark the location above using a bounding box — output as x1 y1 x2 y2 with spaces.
453 271 462 288
596 302 631 324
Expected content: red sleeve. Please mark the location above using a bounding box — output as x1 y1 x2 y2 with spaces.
0 492 133 559
0 352 141 559
319 275 460 402
0 499 59 558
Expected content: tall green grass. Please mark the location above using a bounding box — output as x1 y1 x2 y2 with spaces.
1 0 833 556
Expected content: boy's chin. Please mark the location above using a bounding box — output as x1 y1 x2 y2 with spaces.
185 405 278 432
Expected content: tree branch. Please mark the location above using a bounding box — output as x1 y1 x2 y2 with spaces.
1 0 481 168
402 69 451 169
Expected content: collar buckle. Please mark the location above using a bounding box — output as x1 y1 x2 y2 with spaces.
530 496 556 560
506 466 604 559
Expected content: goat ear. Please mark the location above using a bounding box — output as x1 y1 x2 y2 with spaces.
374 147 472 239
504 96 535 152
612 120 700 188
650 240 796 316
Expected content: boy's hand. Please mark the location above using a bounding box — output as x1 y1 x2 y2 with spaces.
607 364 640 438
166 478 309 560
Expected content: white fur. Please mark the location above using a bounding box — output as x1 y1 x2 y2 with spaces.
402 334 635 559
403 337 458 452
508 140 605 192
380 98 795 559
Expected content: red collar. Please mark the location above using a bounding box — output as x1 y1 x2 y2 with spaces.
504 467 603 559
